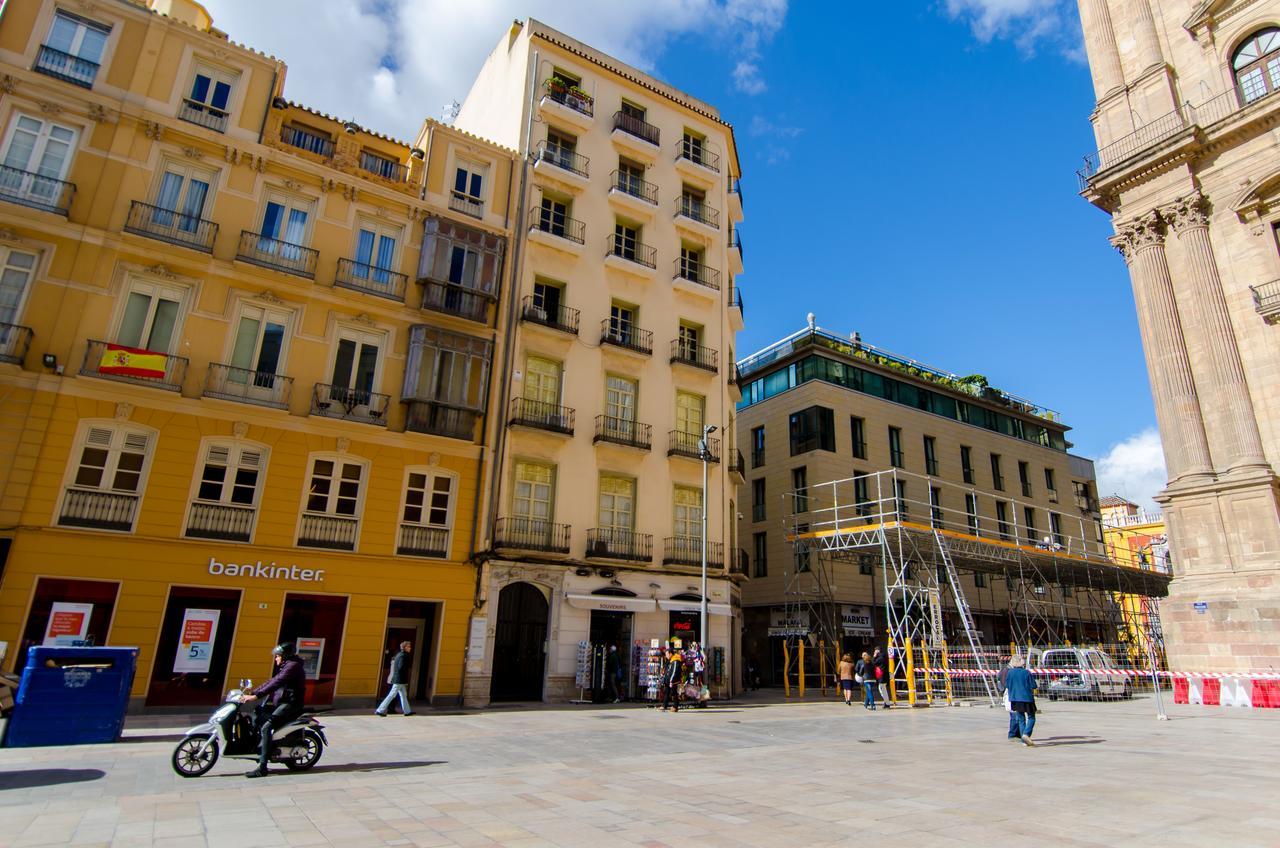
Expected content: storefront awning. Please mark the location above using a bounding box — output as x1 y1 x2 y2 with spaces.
564 594 656 613
658 599 733 616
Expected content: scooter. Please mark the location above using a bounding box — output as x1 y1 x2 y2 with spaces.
171 680 327 777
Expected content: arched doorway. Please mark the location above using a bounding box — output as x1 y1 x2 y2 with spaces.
490 582 548 701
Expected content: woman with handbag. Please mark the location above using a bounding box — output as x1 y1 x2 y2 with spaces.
855 651 876 710
873 647 892 709
837 653 857 705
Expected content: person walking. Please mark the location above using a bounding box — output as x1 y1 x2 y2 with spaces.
837 653 857 706
605 644 624 703
1000 653 1038 746
375 641 414 716
873 647 892 709
856 651 876 709
662 647 684 712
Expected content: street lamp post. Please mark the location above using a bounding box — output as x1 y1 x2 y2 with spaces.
699 424 717 653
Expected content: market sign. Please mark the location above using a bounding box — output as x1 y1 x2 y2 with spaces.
841 604 874 636
768 607 809 637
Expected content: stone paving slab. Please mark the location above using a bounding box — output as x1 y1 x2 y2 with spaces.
0 694 1276 847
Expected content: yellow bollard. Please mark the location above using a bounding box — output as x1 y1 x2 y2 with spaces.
905 640 917 706
819 640 827 697
798 639 806 699
782 641 791 698
941 639 955 706
919 640 934 705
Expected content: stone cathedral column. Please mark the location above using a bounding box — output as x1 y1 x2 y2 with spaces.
1162 192 1270 474
1112 212 1215 483
1130 0 1164 71
1077 0 1125 98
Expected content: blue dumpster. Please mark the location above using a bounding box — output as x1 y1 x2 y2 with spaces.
4 646 138 747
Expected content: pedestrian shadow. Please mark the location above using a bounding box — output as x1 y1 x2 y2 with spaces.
1033 736 1105 747
120 733 187 744
0 768 106 790
302 760 447 775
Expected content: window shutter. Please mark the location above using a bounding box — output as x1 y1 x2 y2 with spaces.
240 449 262 468
206 445 230 465
123 432 150 452
86 427 113 448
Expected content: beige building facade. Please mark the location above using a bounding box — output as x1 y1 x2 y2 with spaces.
734 323 1113 680
1075 0 1280 671
452 20 745 704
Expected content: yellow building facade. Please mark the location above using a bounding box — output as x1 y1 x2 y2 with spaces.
0 0 517 708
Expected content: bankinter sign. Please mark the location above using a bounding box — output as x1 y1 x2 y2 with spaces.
207 557 326 582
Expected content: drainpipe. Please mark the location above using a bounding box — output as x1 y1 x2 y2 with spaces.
259 63 280 144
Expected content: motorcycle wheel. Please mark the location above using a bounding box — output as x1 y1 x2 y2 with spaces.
283 731 323 771
172 735 219 777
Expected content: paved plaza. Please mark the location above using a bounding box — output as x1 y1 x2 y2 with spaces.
0 692 1275 847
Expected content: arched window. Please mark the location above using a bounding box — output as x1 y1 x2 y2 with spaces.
1234 27 1280 104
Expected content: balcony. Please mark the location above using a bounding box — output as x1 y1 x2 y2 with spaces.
593 415 652 450
449 191 484 219
280 125 335 158
731 548 750 577
185 502 256 542
397 524 449 558
297 513 357 551
311 383 389 426
420 279 491 323
494 517 571 555
668 430 720 462
605 233 657 274
57 489 138 531
670 339 718 373
203 363 292 409
528 206 585 255
1253 279 1280 324
728 449 745 480
359 151 409 183
586 528 652 562
0 323 33 365
539 85 594 131
532 140 589 183
0 164 75 216
236 231 318 278
673 257 721 293
124 201 218 253
675 138 720 175
675 197 720 232
608 170 659 215
664 537 724 568
727 176 743 220
600 319 653 356
178 99 229 133
520 296 579 335
508 397 575 436
334 258 407 302
80 339 187 391
405 400 477 441
728 227 744 274
728 285 745 331
612 111 661 155
34 45 98 88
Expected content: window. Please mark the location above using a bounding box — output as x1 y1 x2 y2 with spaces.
960 446 974 484
673 486 701 539
924 436 938 476
1023 506 1037 544
1044 468 1058 502
39 11 110 87
353 221 399 278
419 217 504 299
855 474 871 517
850 416 866 459
1 114 77 208
58 423 153 532
259 193 312 249
995 501 1010 540
752 532 767 578
607 301 635 346
453 160 486 215
537 195 571 238
990 453 1004 490
620 100 647 121
751 478 766 522
1050 512 1064 548
895 479 907 519
598 475 636 531
681 130 708 166
794 524 810 572
523 355 562 412
677 322 702 360
513 461 556 523
616 158 647 198
402 325 493 414
116 280 184 353
965 493 978 534
678 246 703 282
613 220 640 260
604 373 639 441
680 185 708 221
360 150 401 181
859 558 873 576
186 442 264 542
329 326 381 398
531 279 563 321
152 162 212 230
305 457 364 517
930 486 942 526
751 427 765 468
1233 28 1280 104
789 405 835 455
888 427 903 468
182 64 235 130
544 128 578 170
974 572 986 588
791 467 808 513
675 390 705 436
229 303 289 381
0 246 37 326
1018 461 1031 497
399 469 455 558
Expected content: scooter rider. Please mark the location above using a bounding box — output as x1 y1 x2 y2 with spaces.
240 642 306 778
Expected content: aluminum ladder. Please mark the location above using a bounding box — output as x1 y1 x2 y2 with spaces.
934 529 998 705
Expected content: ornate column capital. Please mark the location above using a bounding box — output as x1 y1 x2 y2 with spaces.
1111 210 1166 260
1162 192 1211 234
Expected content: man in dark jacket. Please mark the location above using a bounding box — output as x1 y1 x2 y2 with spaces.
375 641 414 716
872 647 892 708
242 642 307 778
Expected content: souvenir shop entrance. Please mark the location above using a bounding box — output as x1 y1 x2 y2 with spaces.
588 610 632 702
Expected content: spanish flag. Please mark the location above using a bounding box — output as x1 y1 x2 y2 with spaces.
98 343 167 379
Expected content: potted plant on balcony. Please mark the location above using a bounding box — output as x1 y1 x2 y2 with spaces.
545 76 569 97
567 85 593 105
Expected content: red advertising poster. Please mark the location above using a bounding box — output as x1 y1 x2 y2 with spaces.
42 602 93 646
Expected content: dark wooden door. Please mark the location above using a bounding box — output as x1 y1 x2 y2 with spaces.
490 582 547 701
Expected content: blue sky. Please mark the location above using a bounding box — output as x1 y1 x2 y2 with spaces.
204 0 1165 505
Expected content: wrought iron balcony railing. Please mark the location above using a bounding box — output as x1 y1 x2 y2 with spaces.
420 279 490 322
668 430 720 462
509 397 575 435
494 517 571 554
203 363 293 409
1252 279 1280 323
612 111 660 146
600 319 653 355
0 164 75 216
610 169 658 205
593 415 652 450
663 537 724 567
670 339 718 372
0 323 33 365
34 44 98 88
728 449 745 477
520 296 579 334
607 233 656 268
236 230 318 278
397 524 449 557
281 125 335 158
543 86 594 117
311 383 390 425
185 502 255 542
674 257 720 290
58 489 138 531
534 140 589 178
334 258 407 301
728 285 745 316
405 400 477 441
530 205 585 244
676 139 720 173
80 339 187 391
297 513 358 551
124 201 218 252
178 99 229 132
677 197 720 229
586 528 652 562
359 151 409 183
730 227 744 260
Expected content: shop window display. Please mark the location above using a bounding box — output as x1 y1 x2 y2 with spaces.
16 577 119 670
277 593 348 705
146 586 241 707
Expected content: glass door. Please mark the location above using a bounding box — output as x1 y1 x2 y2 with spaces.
229 305 287 397
605 375 637 441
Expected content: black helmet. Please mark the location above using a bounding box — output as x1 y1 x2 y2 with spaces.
273 642 295 657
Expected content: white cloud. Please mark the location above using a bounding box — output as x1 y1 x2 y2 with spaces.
943 0 1080 56
1095 428 1168 513
201 0 787 139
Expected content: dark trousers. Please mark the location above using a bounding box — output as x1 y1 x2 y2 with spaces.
256 703 301 769
662 679 681 711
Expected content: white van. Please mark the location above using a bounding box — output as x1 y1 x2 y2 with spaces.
1039 648 1129 700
